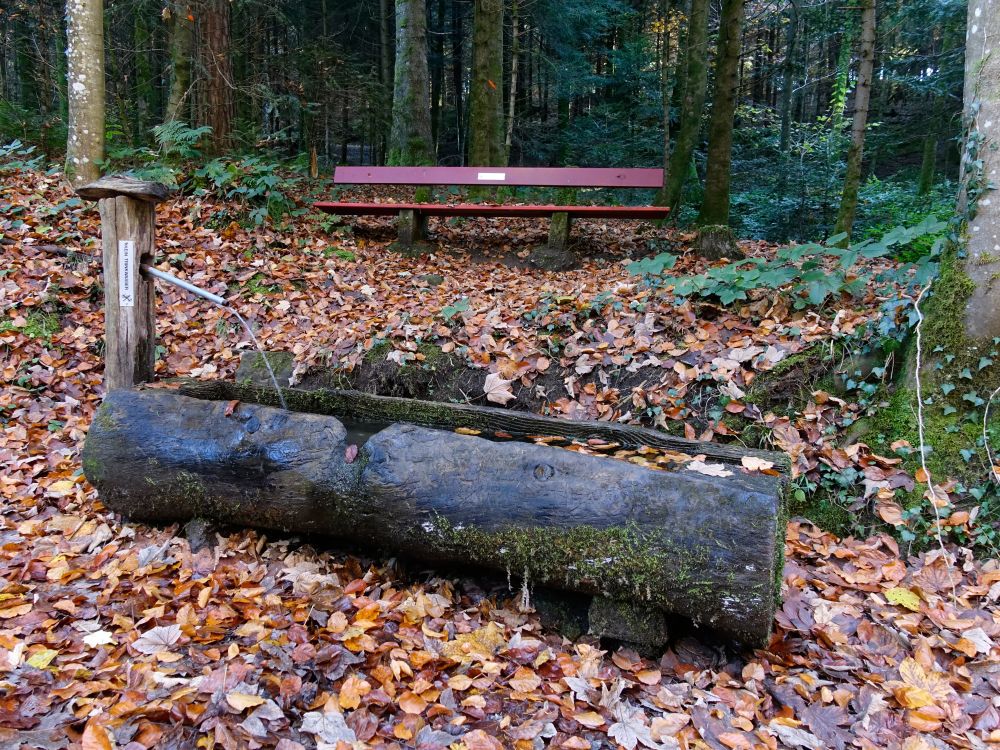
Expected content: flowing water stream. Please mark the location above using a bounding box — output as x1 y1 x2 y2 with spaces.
141 264 288 411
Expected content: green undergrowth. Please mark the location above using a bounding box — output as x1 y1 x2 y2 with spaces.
863 246 1000 553
0 309 61 342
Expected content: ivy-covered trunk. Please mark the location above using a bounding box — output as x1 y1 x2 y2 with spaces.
696 0 745 228
833 0 876 240
660 0 709 210
388 0 434 166
468 0 504 167
870 0 1000 544
64 0 104 186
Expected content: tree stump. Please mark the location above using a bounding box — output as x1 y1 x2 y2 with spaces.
694 224 744 260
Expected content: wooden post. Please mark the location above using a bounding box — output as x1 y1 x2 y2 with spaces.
397 208 428 247
547 211 572 252
77 176 171 391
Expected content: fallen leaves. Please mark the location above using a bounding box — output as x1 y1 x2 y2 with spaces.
131 624 181 655
686 460 734 477
483 371 516 405
886 586 922 611
891 658 954 709
0 169 996 750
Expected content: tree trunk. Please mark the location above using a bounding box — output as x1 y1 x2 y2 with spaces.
504 0 519 162
662 0 709 212
84 388 786 646
917 132 937 197
864 0 1000 508
451 0 464 163
388 0 434 165
380 0 394 90
431 0 445 152
165 2 194 123
656 0 675 202
468 0 504 166
65 0 105 186
199 0 234 154
778 0 798 156
696 0 746 228
833 0 876 240
960 0 1000 340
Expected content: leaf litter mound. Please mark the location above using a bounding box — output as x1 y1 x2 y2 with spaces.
1 168 998 749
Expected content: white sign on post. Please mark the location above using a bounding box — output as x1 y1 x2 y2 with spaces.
118 240 136 307
477 172 507 181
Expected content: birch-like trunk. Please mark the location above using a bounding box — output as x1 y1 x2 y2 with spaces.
833 0 876 240
65 0 105 186
961 0 1000 339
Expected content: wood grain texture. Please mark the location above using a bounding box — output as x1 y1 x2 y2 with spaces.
77 176 172 203
98 196 157 390
84 389 785 644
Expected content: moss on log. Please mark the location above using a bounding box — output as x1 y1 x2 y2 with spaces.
84 388 786 645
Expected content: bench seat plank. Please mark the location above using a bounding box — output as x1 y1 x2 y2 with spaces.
313 202 670 220
334 166 663 188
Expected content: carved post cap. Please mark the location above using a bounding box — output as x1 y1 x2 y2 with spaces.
76 175 172 204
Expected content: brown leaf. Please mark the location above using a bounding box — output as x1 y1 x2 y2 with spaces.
81 719 114 750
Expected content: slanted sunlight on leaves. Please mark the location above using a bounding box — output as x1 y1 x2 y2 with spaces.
0 166 997 748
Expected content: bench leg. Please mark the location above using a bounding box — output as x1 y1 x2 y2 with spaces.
397 209 428 247
548 211 572 252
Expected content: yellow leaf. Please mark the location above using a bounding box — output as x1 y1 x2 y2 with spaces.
886 587 921 612
81 718 114 750
448 674 474 691
226 692 266 711
48 479 77 495
896 657 952 709
338 675 371 710
27 648 58 669
740 456 774 472
441 621 506 663
574 710 605 728
398 690 427 715
0 602 32 619
508 666 541 693
636 668 662 685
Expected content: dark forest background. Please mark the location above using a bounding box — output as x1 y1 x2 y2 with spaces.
1 0 966 241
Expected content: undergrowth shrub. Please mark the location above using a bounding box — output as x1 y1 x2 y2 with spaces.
105 122 307 227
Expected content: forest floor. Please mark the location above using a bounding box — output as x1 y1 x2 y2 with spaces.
1 167 999 750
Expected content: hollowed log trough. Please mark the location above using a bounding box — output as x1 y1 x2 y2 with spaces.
83 385 788 646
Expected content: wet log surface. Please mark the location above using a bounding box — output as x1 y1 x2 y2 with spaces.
177 379 788 470
84 388 787 645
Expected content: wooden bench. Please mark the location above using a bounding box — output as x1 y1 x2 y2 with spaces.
313 166 669 251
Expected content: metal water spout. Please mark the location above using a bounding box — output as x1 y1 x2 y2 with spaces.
140 264 289 410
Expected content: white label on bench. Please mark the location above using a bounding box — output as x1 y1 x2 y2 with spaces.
477 172 507 181
118 240 136 307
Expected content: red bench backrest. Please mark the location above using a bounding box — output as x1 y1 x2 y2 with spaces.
334 166 663 188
